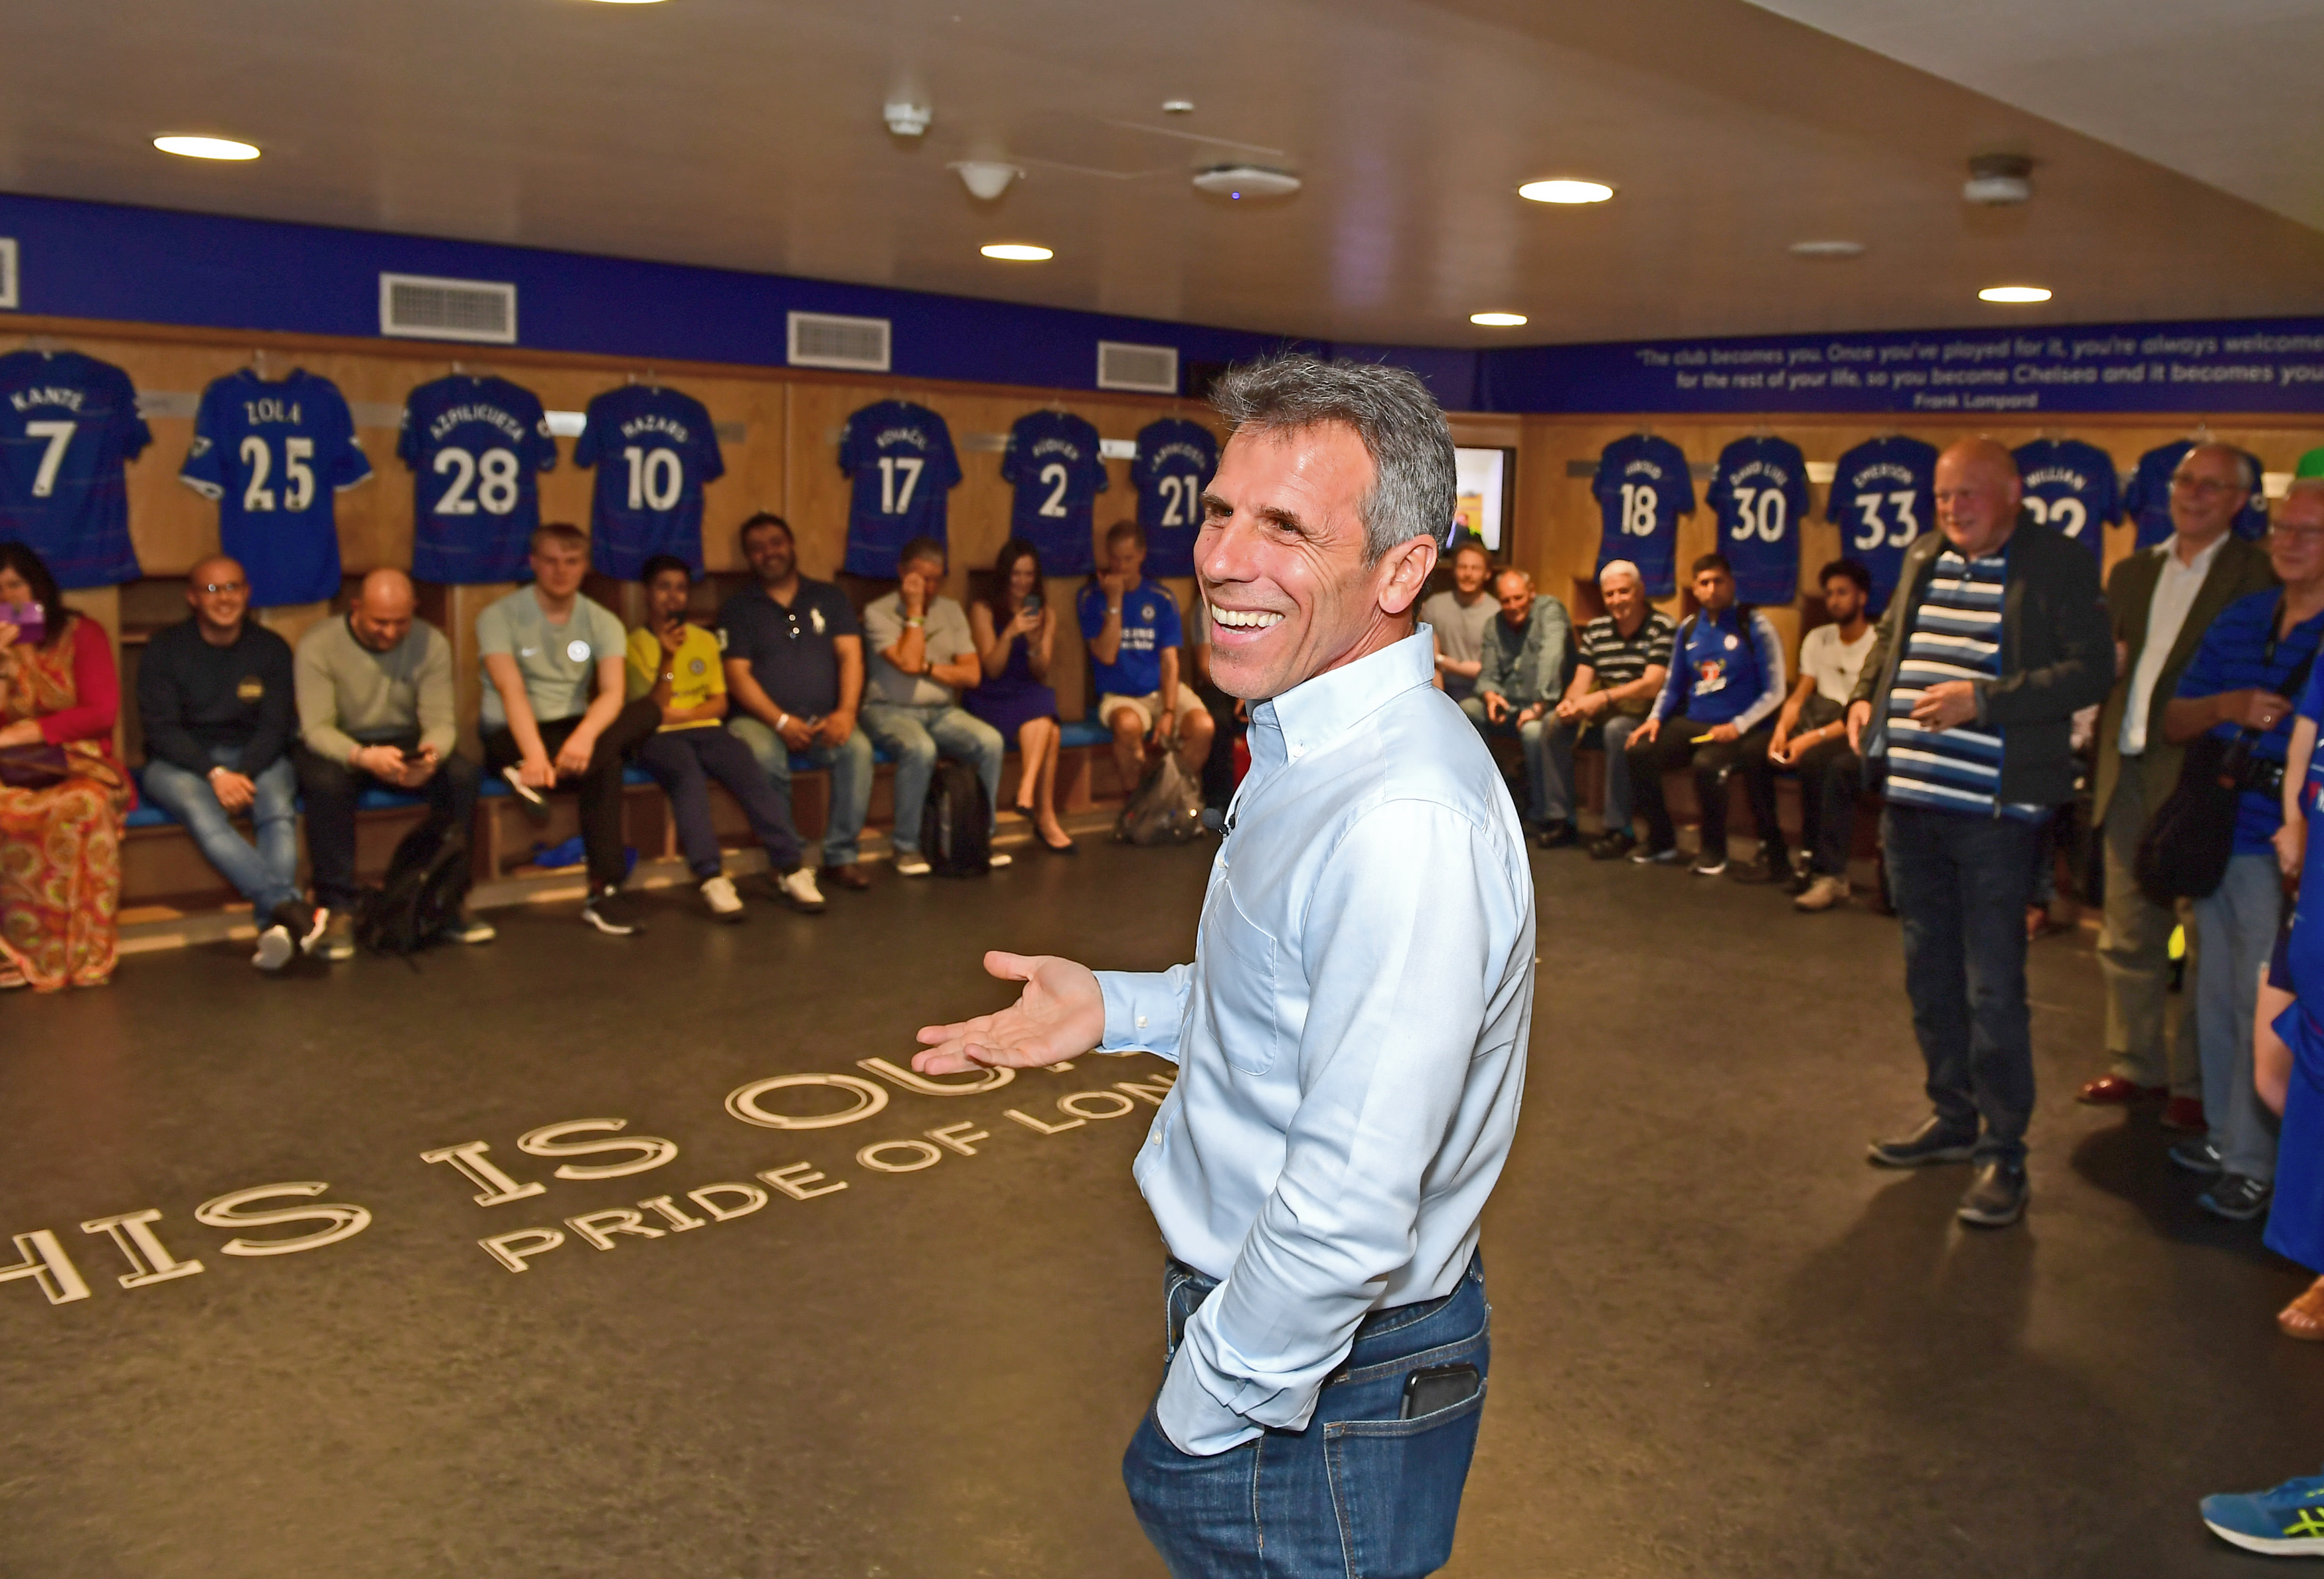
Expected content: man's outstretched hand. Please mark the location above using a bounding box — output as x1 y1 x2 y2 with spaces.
913 952 1107 1074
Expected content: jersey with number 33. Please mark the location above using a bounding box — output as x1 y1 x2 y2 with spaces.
839 399 963 578
1592 433 1696 598
181 369 373 608
398 374 559 585
574 384 724 580
1826 435 1939 616
0 349 151 589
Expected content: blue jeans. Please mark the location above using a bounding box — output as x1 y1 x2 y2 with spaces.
1540 710 1644 832
1458 696 1550 823
730 716 873 867
1882 804 2046 1163
1122 1256 1489 1579
859 702 1003 855
139 748 302 917
2194 851 2284 1182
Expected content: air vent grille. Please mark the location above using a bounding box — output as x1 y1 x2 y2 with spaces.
1098 341 1179 394
788 311 892 372
379 273 517 343
0 239 17 309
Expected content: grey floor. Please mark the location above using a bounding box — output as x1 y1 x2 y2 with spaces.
2 837 2317 1577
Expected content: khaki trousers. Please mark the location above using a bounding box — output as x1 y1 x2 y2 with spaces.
2098 769 2200 1096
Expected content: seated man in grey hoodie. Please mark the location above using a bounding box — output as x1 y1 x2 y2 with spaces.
1458 567 1574 846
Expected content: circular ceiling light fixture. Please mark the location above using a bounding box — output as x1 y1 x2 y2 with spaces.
981 243 1053 262
1789 239 1865 258
1470 312 1528 327
1519 179 1614 205
153 135 260 161
1192 165 1301 199
1978 285 2052 303
1161 99 1195 115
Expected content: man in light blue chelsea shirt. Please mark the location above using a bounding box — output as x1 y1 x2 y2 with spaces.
914 355 1536 1578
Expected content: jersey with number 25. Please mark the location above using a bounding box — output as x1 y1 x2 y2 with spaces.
0 349 152 589
398 374 559 584
1826 435 1939 616
180 369 373 608
839 399 963 578
574 384 724 580
1592 434 1696 598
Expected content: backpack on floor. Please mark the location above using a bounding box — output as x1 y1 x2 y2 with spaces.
1118 754 1205 848
919 758 992 877
357 823 473 955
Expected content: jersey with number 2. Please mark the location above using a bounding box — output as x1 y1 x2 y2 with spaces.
574 384 724 580
1592 434 1695 598
1002 409 1108 576
398 374 559 584
180 369 373 607
1827 436 1939 616
839 400 963 578
1706 436 1810 604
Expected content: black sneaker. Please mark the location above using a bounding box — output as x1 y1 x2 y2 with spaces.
1536 820 1580 849
1957 1159 2029 1227
2169 1137 2224 1177
1629 840 1682 867
2200 1173 2273 1221
1690 849 1729 877
581 887 643 936
1867 1114 1979 1168
1590 830 1636 861
1727 852 1785 884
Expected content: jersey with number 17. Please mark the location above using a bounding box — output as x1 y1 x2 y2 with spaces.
180 369 373 608
1826 435 1940 616
398 374 558 584
1592 434 1696 598
0 349 152 589
839 399 963 578
573 384 724 580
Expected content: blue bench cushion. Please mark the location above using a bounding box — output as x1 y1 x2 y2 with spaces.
1059 719 1112 750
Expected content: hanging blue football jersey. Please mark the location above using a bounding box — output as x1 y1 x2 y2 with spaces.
572 384 723 580
398 374 560 585
1826 435 1940 618
1132 418 1218 577
2011 438 2121 557
1592 434 1695 598
180 369 373 608
1705 436 1810 604
2123 440 2272 548
1001 409 1109 576
0 349 151 589
839 400 963 578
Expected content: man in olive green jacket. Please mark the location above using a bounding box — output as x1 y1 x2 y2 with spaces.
2082 443 2275 1123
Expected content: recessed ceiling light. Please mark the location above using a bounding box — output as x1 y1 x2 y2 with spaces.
1519 179 1614 205
1470 312 1528 327
981 243 1053 262
586 1 671 5
1162 99 1195 115
1978 285 2052 303
153 135 260 161
1789 240 1865 258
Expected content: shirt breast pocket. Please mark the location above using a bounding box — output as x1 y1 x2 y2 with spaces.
1200 880 1280 1078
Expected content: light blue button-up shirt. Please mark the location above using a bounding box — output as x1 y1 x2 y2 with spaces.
1095 627 1536 1455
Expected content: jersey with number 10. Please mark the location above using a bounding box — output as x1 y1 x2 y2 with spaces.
839 400 963 578
1706 436 1810 604
2011 438 2120 558
1592 434 1696 598
180 369 373 608
1826 435 1939 617
0 349 152 589
1002 409 1108 576
398 374 559 584
1132 418 1219 577
573 384 724 580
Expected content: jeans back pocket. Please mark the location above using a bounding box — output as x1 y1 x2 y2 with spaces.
1322 1378 1487 1578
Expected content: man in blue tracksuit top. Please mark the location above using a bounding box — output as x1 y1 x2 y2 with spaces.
1627 552 1790 881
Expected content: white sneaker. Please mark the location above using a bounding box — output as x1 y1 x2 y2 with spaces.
896 854 932 876
252 924 294 971
988 851 1013 869
774 867 827 913
700 873 745 920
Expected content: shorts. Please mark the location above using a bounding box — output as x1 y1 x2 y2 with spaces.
1098 685 1205 735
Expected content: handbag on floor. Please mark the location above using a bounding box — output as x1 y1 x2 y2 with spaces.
1119 754 1204 847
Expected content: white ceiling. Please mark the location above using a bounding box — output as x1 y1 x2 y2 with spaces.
1 0 2319 348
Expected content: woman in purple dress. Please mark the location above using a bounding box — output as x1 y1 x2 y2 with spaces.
967 538 1074 853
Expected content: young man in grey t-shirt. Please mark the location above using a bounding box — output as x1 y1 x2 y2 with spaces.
1422 540 1499 703
858 536 1009 875
477 523 661 933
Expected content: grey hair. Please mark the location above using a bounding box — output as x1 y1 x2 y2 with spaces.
1210 354 1457 562
2286 476 2324 505
2187 441 2258 492
1598 559 1643 588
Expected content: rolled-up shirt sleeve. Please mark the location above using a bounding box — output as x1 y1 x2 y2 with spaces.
1157 799 1515 1454
1095 965 1194 1064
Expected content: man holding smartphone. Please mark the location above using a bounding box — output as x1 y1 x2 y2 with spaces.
916 357 1533 1577
1082 520 1214 799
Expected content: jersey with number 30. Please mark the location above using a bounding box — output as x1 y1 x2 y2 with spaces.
839 399 963 578
1132 418 1218 577
2011 438 2120 558
1592 434 1696 598
573 384 724 580
398 374 559 584
180 369 373 608
1706 435 1810 604
1827 435 1939 616
1002 409 1108 576
0 349 152 589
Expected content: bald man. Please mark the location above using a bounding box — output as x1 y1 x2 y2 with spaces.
1847 438 2114 1226
293 568 488 957
137 552 320 969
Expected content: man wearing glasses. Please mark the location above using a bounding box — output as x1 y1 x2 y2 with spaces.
2082 444 2276 1131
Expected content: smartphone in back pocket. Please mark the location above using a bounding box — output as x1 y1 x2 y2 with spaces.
1400 1363 1481 1420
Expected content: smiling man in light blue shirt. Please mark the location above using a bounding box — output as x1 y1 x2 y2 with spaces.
915 355 1535 1578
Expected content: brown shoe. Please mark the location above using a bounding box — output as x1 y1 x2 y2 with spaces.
2076 1074 2165 1106
2161 1095 2208 1133
822 862 872 892
1793 874 1850 912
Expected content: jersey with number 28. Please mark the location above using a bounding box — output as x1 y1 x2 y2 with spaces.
839 399 963 578
398 374 559 584
1826 435 1939 616
179 369 373 607
574 384 724 580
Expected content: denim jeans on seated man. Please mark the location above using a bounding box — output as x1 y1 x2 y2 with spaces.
729 716 874 869
1540 711 1645 836
293 742 482 914
139 746 302 918
1457 695 1551 825
858 703 1003 855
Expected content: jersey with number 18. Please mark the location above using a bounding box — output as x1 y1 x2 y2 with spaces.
398 374 559 584
0 349 152 589
179 369 373 607
839 399 963 578
1592 433 1696 598
573 383 724 580
1825 434 1940 617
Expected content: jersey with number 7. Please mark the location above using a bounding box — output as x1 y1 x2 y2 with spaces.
0 349 152 590
574 383 724 581
181 369 373 608
839 398 963 578
1826 434 1939 618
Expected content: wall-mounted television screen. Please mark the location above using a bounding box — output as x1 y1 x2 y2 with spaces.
1453 447 1514 554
